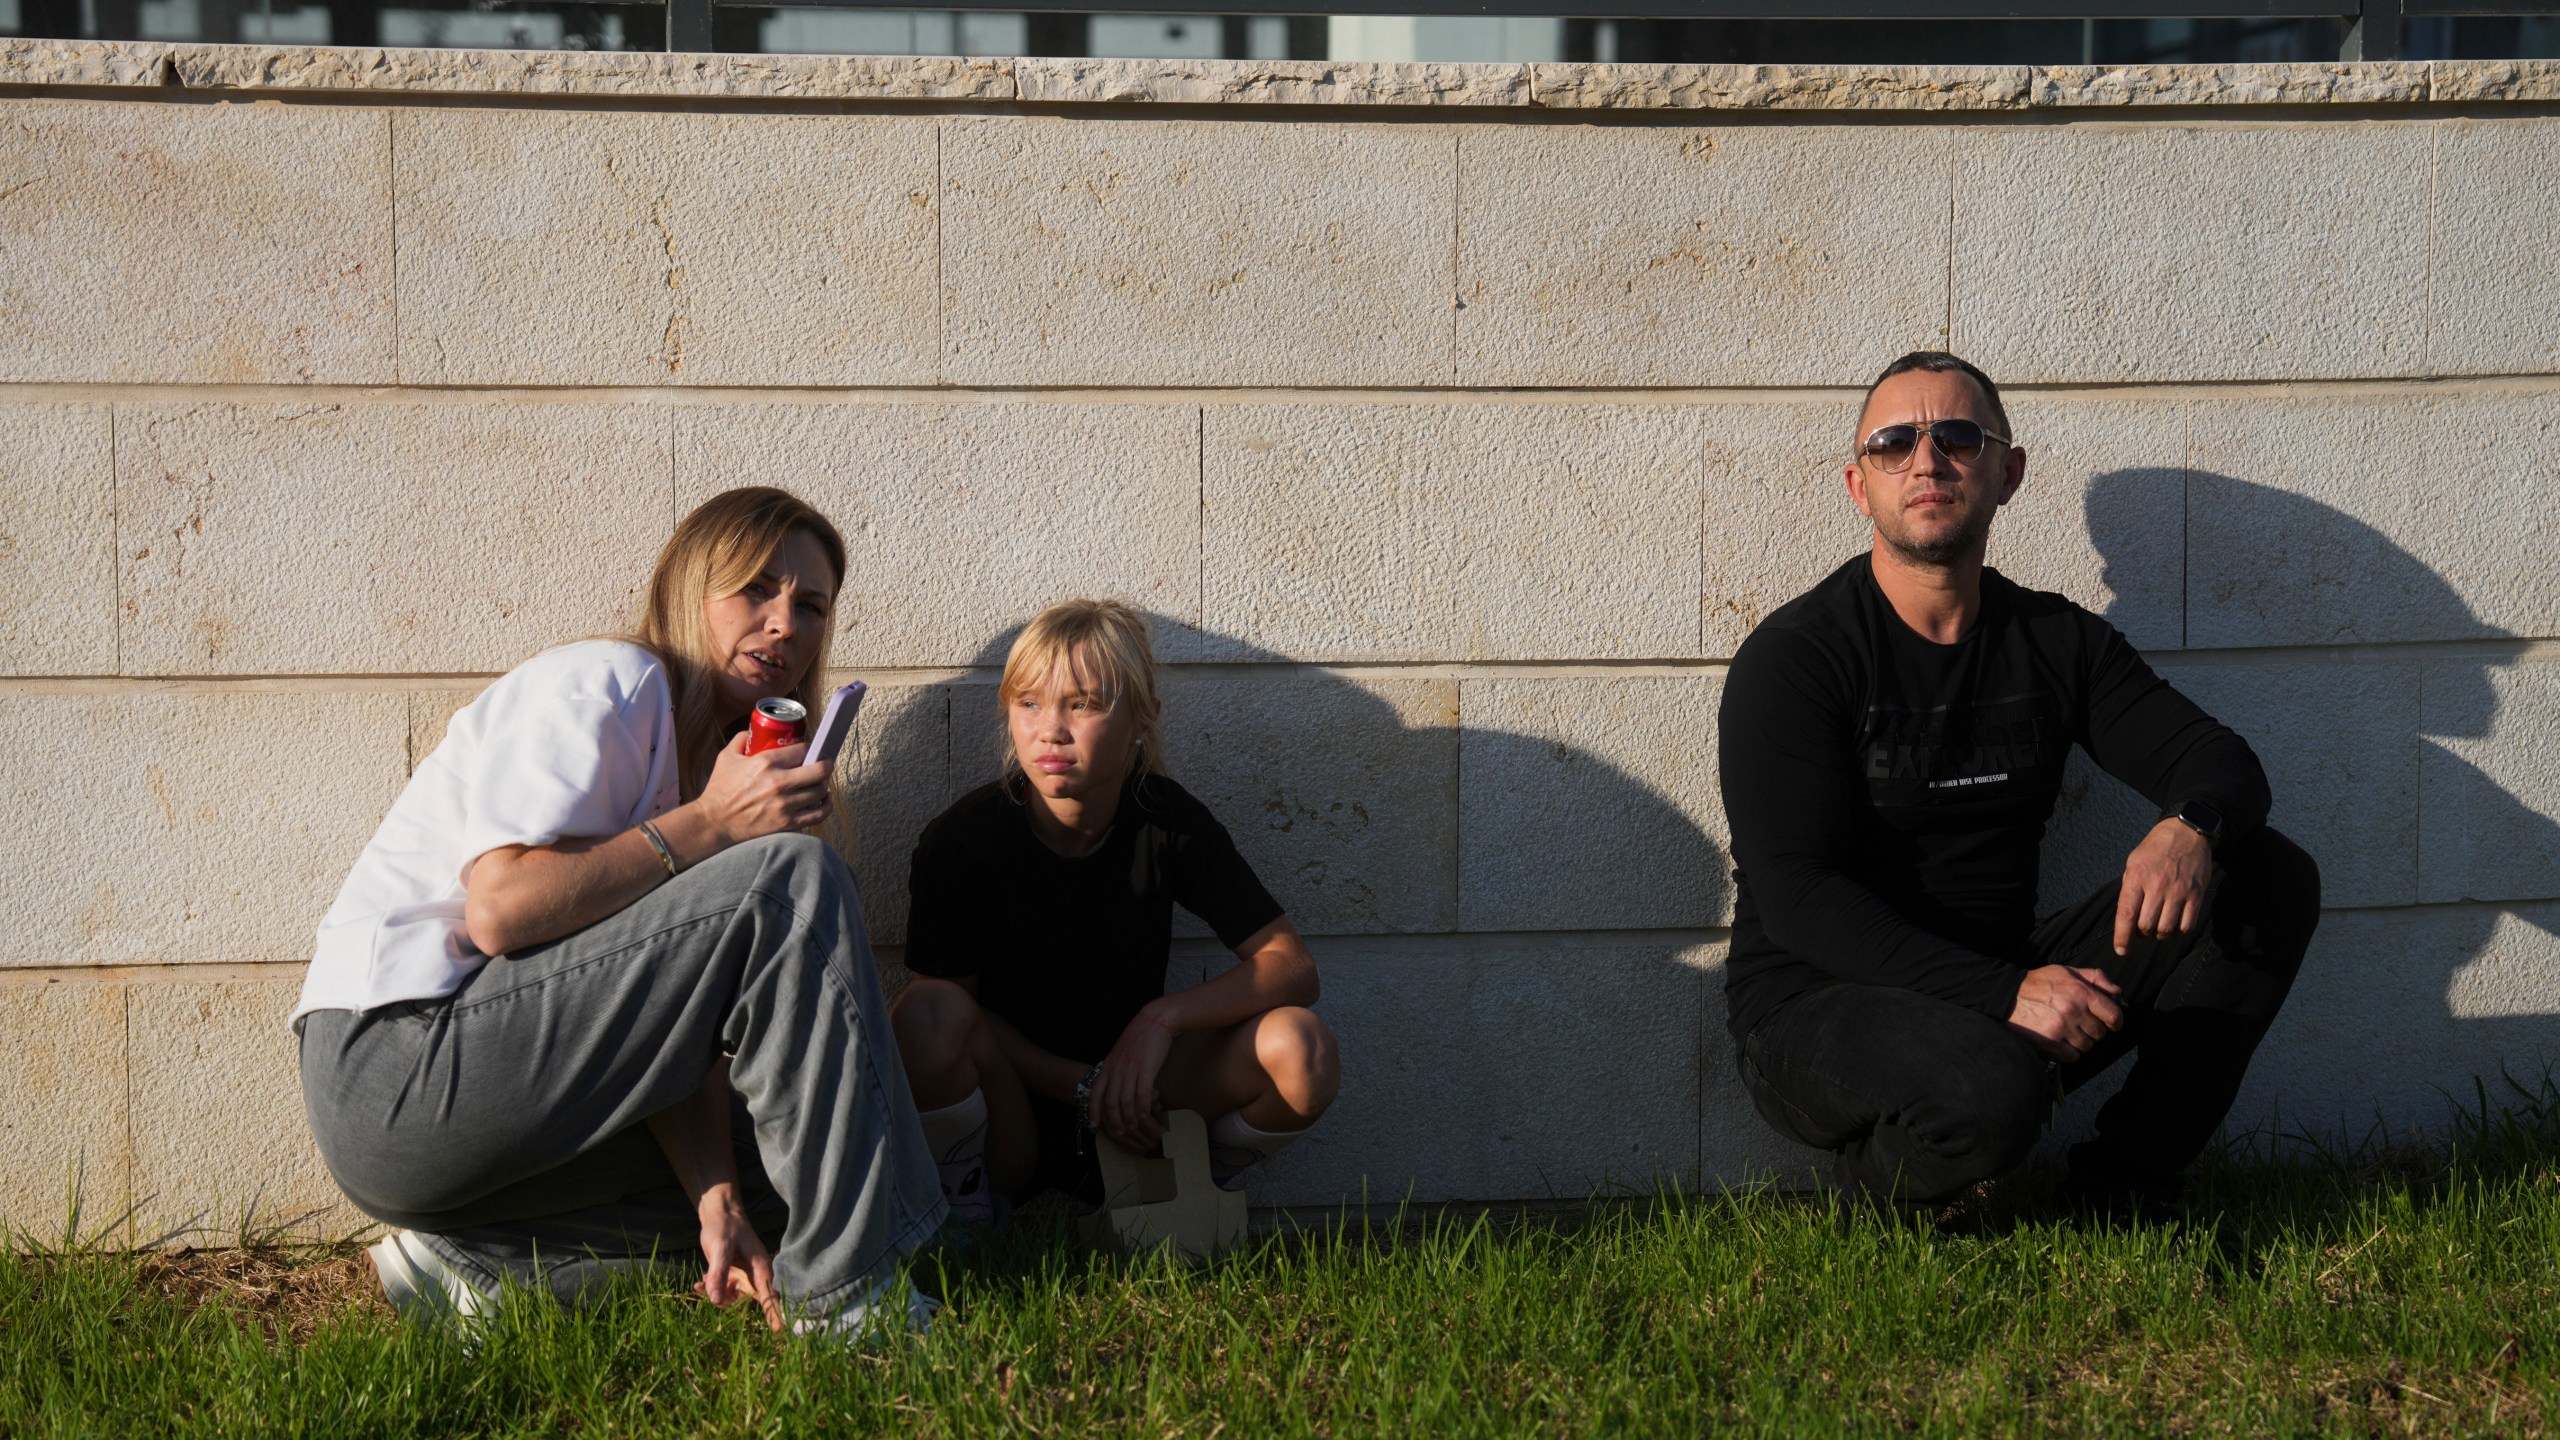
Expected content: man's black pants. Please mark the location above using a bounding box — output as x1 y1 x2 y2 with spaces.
1735 827 2322 1202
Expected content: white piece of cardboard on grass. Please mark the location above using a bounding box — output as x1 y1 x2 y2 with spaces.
1080 1109 1245 1263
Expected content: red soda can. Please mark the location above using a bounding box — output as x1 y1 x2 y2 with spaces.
744 696 808 756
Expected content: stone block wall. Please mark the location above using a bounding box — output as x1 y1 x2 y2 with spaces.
3 40 2558 1237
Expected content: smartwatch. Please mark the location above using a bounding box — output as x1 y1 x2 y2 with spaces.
2170 799 2225 847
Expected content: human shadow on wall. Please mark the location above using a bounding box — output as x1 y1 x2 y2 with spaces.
840 617 1751 1208
2047 468 2560 1147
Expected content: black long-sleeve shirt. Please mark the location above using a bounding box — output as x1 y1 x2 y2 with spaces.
1718 557 2270 1041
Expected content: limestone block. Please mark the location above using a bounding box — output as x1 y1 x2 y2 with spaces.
1696 394 2185 657
1952 124 2431 383
2038 749 2171 912
1529 63 2027 111
2429 59 2560 103
0 38 170 86
675 403 1201 667
1157 673 1459 937
173 44 1012 99
2225 903 2560 1144
2431 121 2560 378
0 691 408 966
0 404 113 677
1017 56 1527 106
0 982 130 1242
117 403 671 675
0 100 392 384
1456 125 1950 388
941 119 1454 387
820 680 951 949
395 109 938 386
2420 657 2560 906
2031 63 2429 107
407 686 484 769
2185 392 2560 647
1456 675 1730 932
128 978 359 1237
1202 937 1707 1205
2175 659 2423 910
1205 405 1702 662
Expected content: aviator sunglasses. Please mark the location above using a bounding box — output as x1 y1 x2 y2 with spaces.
1856 419 2013 472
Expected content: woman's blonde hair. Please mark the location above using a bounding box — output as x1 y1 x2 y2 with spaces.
632 486 848 797
996 598 1164 787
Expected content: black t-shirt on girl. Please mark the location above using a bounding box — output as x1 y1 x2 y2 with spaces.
904 772 1286 1064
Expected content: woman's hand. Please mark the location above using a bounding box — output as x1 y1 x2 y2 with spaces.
694 1182 783 1332
686 733 834 849
1091 1007 1179 1152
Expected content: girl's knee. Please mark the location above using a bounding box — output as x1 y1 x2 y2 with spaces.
891 977 979 1066
1254 1007 1340 1119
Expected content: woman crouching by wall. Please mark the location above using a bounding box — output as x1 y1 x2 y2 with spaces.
294 487 944 1336
894 599 1341 1220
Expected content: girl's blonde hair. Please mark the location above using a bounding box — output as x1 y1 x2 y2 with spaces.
996 599 1164 787
632 486 848 797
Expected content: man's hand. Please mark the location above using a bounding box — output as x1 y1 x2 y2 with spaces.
2115 817 2214 956
2006 964 2123 1061
695 1182 782 1332
1091 1006 1179 1153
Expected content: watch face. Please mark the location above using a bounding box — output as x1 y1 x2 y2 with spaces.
2181 800 2225 836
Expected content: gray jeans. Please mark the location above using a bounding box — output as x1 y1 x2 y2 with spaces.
298 833 946 1318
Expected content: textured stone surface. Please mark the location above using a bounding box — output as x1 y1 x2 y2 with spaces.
1457 675 1729 932
1157 673 1459 937
0 692 407 966
2186 392 2560 648
0 405 114 677
2031 62 2429 107
0 38 169 86
676 403 1200 667
2420 657 2560 906
1206 405 1702 662
941 119 1453 387
2429 59 2560 103
1215 937 1708 1205
2036 750 2164 914
1018 56 1526 106
1696 395 2185 658
396 109 938 386
2178 660 2423 910
117 403 671 675
408 687 482 768
129 978 359 1236
0 100 392 384
1953 124 2432 383
0 983 129 1239
1457 126 1950 388
1531 63 2027 110
2431 122 2560 378
176 43 1011 98
2228 904 2560 1144
823 679 952 949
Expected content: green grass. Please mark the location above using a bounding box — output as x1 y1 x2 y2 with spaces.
10 1081 2560 1438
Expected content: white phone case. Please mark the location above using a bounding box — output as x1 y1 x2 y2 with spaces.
806 681 867 766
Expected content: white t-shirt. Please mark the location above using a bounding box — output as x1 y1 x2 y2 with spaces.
293 640 682 1021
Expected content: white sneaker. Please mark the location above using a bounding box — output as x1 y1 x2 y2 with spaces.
791 1280 939 1347
367 1230 500 1325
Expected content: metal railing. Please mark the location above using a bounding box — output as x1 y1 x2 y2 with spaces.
665 0 2555 60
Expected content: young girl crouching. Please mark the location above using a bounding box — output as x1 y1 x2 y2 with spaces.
892 599 1340 1218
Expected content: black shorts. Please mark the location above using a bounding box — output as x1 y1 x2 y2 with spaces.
1024 1094 1104 1207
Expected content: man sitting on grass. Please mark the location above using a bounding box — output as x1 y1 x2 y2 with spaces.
1718 351 2323 1217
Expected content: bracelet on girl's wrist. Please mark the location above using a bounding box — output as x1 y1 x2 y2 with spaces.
1073 1061 1103 1132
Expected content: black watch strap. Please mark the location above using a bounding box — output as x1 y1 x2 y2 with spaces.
2171 798 2225 845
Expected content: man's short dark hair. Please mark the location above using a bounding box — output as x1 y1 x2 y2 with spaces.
1859 351 2011 439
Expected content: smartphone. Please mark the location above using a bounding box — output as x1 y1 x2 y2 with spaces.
805 681 867 767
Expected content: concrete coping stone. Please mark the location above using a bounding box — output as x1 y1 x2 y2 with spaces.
2 39 2554 110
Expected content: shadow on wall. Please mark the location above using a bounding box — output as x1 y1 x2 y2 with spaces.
2051 468 2560 1149
837 619 1784 1207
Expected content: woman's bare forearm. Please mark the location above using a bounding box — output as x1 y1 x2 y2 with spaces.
645 1055 741 1205
462 803 725 956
